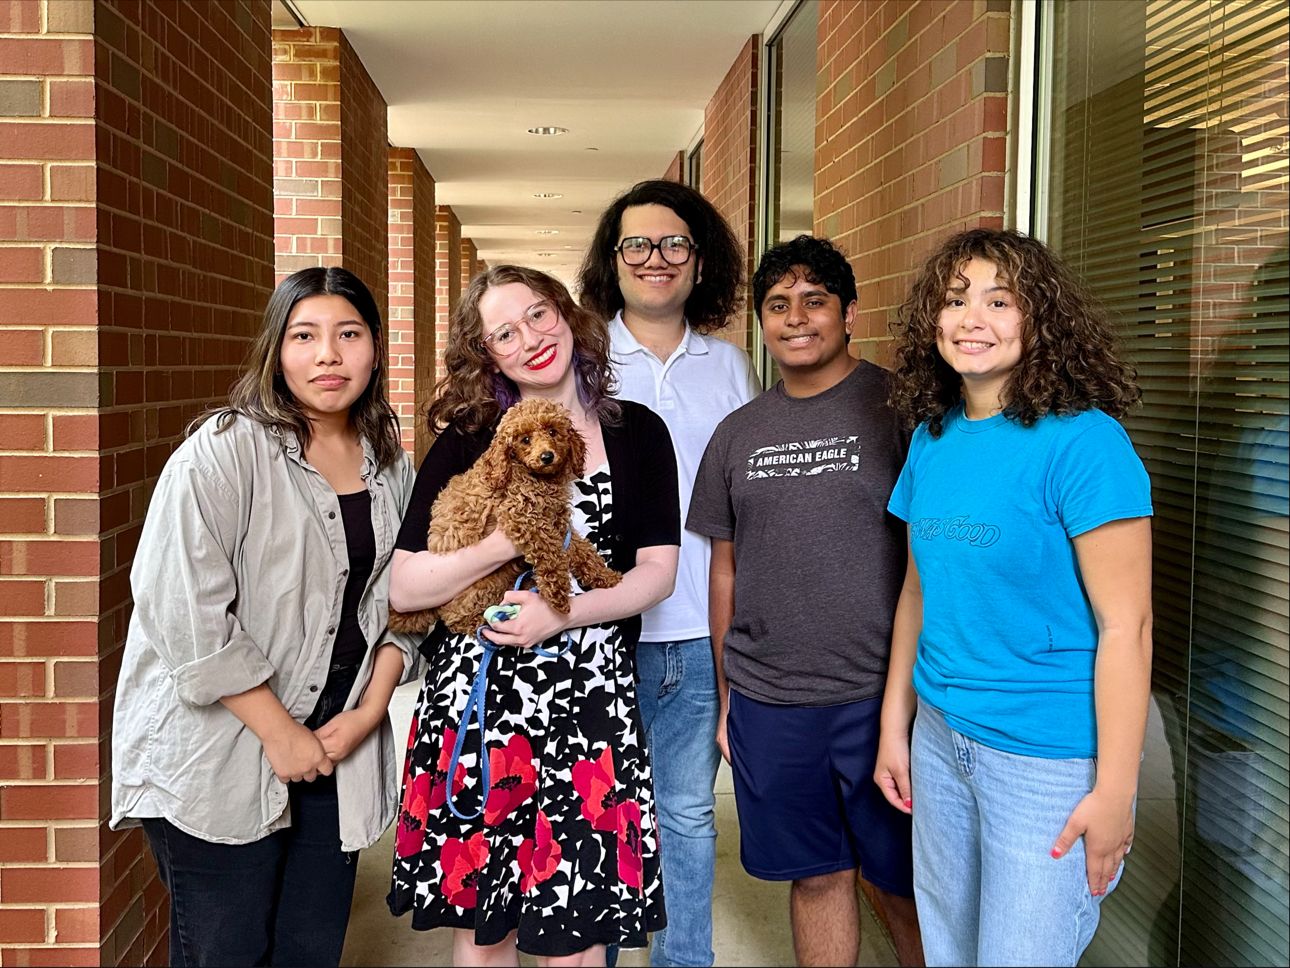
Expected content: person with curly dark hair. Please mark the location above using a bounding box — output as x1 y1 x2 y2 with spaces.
388 265 681 965
875 228 1154 966
690 235 922 967
578 180 757 968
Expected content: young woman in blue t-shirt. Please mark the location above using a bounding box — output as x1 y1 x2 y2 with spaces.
875 228 1153 966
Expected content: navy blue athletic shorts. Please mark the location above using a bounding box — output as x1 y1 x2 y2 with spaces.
726 689 914 896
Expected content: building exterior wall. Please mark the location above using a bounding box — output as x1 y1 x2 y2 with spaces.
387 147 435 459
433 204 461 389
0 0 274 963
702 35 758 350
815 0 1009 359
272 25 388 320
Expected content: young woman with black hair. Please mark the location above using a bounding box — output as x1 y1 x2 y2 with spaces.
110 267 420 967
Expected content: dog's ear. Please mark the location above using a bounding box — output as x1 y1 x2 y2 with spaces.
565 416 587 476
479 431 512 491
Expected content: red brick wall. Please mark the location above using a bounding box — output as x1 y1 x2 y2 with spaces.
0 1 99 961
272 26 389 320
661 150 684 183
272 26 342 280
434 205 461 386
460 236 478 294
94 1 275 963
815 0 1009 359
702 36 759 350
387 147 435 460
0 0 274 964
338 32 388 322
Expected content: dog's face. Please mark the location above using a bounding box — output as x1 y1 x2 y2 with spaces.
482 399 587 489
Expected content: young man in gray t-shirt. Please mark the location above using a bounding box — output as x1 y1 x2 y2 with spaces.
688 236 923 966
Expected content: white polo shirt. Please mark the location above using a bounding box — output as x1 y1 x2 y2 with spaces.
609 312 760 642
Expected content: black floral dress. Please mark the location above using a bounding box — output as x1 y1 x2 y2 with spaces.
389 464 666 956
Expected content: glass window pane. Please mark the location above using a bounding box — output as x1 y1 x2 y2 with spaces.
1040 2 1289 965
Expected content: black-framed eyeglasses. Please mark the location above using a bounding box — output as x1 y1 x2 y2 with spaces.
614 235 697 266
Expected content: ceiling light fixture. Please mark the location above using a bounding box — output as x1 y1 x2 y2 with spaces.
535 229 559 235
532 192 563 199
527 126 568 136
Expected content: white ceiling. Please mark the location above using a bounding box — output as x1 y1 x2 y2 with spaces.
287 0 784 285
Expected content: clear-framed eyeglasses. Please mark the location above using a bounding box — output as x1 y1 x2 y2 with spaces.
480 300 562 357
614 235 697 266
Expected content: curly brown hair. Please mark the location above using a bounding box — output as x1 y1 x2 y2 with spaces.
888 228 1140 437
425 265 620 434
577 179 744 333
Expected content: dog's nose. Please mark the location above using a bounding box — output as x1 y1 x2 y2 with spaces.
539 451 554 465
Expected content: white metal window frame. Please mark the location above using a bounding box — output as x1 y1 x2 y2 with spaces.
751 0 808 383
1012 0 1054 239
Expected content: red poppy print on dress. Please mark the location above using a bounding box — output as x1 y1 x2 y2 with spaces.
484 734 538 826
395 770 431 858
616 799 643 890
518 809 563 894
572 746 620 832
428 727 467 811
439 831 489 909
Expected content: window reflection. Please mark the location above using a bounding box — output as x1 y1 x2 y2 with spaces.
1042 1 1289 965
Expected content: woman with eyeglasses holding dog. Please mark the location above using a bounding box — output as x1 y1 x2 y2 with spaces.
387 265 679 967
110 267 421 966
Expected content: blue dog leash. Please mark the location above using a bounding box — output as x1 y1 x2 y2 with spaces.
445 534 576 821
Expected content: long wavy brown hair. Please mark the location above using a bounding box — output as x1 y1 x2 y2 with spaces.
888 228 1140 437
426 265 620 434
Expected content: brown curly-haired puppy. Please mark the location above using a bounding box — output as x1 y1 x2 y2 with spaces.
388 398 622 636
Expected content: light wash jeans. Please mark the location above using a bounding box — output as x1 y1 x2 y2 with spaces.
912 702 1122 967
635 638 720 967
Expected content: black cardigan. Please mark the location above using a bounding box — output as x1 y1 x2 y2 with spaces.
396 400 680 654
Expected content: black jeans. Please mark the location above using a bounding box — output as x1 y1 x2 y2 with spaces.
143 777 357 966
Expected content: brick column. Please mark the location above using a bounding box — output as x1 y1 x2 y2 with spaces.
460 236 478 293
814 0 1010 361
0 1 101 963
434 205 462 386
272 25 389 321
387 147 435 461
703 36 759 350
0 1 274 963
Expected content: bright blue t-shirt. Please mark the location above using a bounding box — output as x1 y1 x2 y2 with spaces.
888 406 1153 759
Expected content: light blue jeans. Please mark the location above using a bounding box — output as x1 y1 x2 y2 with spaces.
912 702 1122 967
635 638 720 967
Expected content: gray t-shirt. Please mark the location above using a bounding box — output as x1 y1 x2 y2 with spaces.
687 361 908 706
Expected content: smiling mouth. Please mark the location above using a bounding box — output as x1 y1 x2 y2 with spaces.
525 345 557 370
955 340 995 350
784 333 817 345
637 273 675 284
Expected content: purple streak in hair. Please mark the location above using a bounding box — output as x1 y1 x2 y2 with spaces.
489 350 596 414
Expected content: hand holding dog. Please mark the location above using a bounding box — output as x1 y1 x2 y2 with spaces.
480 588 568 649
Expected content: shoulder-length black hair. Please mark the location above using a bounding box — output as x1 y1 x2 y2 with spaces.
427 265 620 434
198 266 403 469
888 228 1141 437
577 179 744 333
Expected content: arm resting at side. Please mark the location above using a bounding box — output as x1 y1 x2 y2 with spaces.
708 538 735 764
875 532 921 814
314 642 405 762
1050 516 1153 894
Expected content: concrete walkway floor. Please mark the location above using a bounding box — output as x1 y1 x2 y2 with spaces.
340 680 899 967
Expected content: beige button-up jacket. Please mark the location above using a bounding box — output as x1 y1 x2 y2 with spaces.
110 415 422 850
